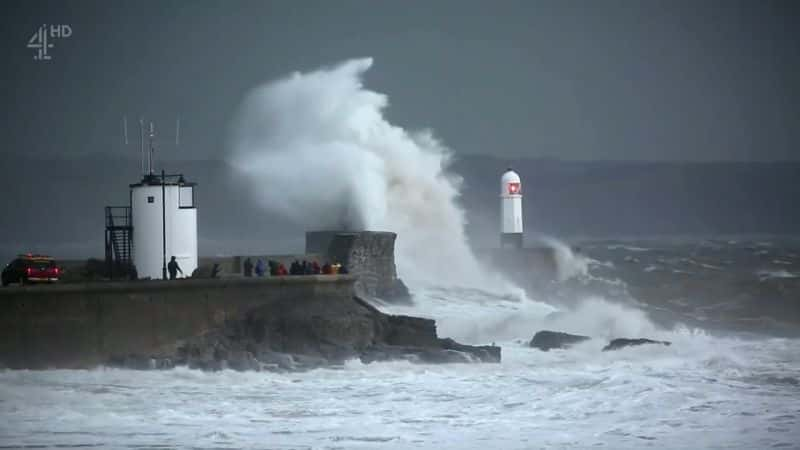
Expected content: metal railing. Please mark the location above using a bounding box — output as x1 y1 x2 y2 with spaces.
105 206 131 228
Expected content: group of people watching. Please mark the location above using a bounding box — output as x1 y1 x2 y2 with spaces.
242 257 348 278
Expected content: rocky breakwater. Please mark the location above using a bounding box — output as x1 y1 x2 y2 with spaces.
114 296 500 371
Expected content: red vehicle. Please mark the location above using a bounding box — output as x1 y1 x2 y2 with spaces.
1 254 61 286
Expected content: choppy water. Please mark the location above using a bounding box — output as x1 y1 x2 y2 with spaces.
1 239 800 449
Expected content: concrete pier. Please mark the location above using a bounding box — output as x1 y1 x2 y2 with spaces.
0 276 355 369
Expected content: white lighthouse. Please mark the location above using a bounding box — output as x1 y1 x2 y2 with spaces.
500 168 523 248
130 121 197 280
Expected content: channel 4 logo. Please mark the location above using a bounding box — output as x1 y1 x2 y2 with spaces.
28 24 72 61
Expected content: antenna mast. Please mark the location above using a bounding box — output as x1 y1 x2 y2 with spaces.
139 118 145 176
123 116 129 145
175 116 180 147
148 122 155 175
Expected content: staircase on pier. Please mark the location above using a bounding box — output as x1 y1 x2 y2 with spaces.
104 206 133 279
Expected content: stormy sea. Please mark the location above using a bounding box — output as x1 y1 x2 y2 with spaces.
2 60 798 449
1 237 799 449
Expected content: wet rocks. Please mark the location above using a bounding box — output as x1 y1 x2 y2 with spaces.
529 330 590 351
440 338 501 362
526 330 673 354
109 295 500 371
359 318 500 364
602 338 671 351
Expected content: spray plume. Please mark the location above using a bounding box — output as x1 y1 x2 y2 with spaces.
229 58 486 287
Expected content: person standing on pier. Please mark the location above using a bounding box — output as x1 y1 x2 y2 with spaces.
255 259 266 277
167 256 183 280
243 257 253 277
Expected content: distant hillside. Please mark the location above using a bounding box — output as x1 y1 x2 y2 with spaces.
1 154 798 262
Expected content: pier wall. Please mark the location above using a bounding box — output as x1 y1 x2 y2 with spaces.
0 276 355 369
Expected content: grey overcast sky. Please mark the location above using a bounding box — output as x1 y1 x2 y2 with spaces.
1 0 798 161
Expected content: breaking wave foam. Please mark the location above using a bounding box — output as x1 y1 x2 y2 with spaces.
228 58 491 289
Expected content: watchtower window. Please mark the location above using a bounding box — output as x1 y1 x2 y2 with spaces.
147 196 154 203
179 186 194 208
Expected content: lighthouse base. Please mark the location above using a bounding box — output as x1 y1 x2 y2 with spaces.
476 246 560 294
500 233 523 249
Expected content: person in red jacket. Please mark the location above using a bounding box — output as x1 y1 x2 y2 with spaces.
277 263 288 276
321 262 332 274
311 261 321 274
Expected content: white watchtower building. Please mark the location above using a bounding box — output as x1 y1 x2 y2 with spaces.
105 120 198 280
130 172 197 279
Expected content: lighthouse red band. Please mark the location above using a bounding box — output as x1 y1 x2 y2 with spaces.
500 168 524 248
